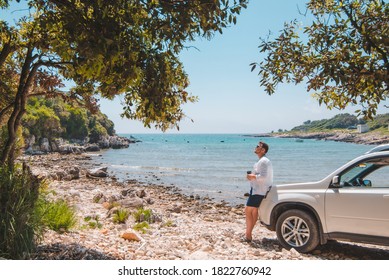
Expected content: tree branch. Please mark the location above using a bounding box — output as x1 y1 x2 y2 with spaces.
340 1 389 74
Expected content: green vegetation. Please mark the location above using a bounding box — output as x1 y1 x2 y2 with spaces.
162 219 175 228
133 207 153 223
1 0 248 165
0 0 246 260
23 97 115 143
365 114 389 131
253 0 388 119
291 113 361 132
0 164 42 259
83 215 103 230
287 113 389 133
133 221 150 234
37 198 77 233
132 207 155 233
112 208 130 224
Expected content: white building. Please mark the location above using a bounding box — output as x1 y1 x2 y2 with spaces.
357 124 369 133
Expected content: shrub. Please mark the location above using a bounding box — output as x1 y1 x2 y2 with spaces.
0 163 42 259
37 198 77 232
163 220 175 227
133 207 153 223
83 215 102 229
133 221 150 234
113 208 130 224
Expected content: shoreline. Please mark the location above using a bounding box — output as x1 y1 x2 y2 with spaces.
23 152 389 260
246 131 389 146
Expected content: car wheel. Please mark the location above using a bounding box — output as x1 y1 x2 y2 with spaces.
275 209 320 253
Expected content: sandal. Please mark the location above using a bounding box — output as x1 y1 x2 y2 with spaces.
240 236 252 243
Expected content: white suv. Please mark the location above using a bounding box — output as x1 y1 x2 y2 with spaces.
259 144 389 253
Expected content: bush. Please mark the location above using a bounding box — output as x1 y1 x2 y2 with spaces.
133 207 153 223
83 215 102 229
133 221 150 234
113 208 130 224
0 163 42 259
37 198 77 232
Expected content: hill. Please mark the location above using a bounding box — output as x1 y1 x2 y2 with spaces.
22 97 134 153
273 113 389 145
289 113 389 133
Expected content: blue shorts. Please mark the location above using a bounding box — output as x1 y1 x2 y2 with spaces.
246 194 264 208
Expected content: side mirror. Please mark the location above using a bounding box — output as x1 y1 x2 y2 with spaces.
363 179 372 187
331 176 340 187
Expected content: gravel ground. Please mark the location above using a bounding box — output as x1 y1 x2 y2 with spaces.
24 153 389 260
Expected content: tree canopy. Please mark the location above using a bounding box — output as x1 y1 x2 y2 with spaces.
23 96 115 142
252 0 388 119
0 0 248 164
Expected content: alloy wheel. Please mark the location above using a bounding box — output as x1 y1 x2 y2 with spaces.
280 215 310 247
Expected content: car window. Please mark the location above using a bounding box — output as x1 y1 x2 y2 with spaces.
364 165 389 188
339 156 389 188
340 163 371 182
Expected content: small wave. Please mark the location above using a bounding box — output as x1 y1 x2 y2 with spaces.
110 164 196 172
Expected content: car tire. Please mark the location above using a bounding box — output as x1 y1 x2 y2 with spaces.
275 209 320 253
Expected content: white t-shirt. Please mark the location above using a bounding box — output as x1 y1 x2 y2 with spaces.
250 156 273 195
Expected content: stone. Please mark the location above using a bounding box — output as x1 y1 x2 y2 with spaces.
87 167 108 178
120 197 144 208
24 152 389 261
39 138 51 153
188 250 213 260
121 232 141 242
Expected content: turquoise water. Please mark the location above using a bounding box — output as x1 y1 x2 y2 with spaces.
94 134 370 205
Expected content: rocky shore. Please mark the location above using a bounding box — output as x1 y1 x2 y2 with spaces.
272 130 389 145
22 152 389 260
24 135 140 155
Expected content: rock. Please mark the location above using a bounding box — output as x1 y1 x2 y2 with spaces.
108 194 121 203
87 167 108 178
136 189 147 198
120 197 144 208
110 136 130 149
289 248 301 257
50 138 64 152
102 202 111 209
58 144 85 154
85 144 100 152
93 193 106 203
40 138 51 153
69 190 81 198
168 204 182 213
23 152 389 261
121 232 141 242
67 166 80 180
188 250 213 260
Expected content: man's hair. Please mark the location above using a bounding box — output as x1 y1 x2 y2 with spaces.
260 142 269 153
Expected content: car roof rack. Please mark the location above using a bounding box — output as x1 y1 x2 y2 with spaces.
365 143 389 154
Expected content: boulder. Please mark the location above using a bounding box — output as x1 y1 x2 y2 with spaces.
85 144 100 152
120 197 144 208
40 138 51 153
87 167 108 178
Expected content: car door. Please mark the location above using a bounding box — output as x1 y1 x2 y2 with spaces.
325 156 389 238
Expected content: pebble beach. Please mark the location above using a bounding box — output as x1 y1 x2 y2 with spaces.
22 152 389 260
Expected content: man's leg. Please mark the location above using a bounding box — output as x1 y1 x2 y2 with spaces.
245 206 258 241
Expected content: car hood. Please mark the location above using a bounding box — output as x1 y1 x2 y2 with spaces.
273 180 328 191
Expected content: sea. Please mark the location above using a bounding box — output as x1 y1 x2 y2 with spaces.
92 134 371 206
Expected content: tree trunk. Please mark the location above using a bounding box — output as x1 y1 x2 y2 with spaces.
1 46 38 166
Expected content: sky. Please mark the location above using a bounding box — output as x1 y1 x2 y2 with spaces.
98 0 365 134
3 0 386 134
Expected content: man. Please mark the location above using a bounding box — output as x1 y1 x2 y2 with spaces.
244 141 273 242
